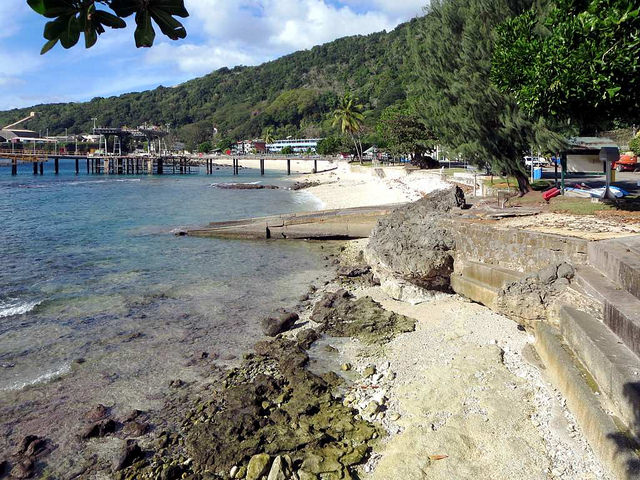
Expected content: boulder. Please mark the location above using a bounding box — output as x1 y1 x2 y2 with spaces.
82 419 117 439
261 312 299 337
366 187 465 293
296 329 320 349
495 262 575 326
9 459 34 479
267 455 294 480
113 440 143 472
247 453 271 480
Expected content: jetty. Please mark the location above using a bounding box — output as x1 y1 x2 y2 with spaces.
0 150 335 177
185 205 402 240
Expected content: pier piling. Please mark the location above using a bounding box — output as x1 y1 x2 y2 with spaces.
260 158 265 176
11 158 17 176
54 158 59 175
75 158 79 175
287 159 291 175
33 162 38 175
39 162 43 175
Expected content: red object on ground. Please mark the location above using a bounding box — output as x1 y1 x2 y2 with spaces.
612 154 638 172
542 187 560 201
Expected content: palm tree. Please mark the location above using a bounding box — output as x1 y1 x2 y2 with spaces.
332 93 365 163
263 126 276 146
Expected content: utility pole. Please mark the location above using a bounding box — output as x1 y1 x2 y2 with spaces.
91 117 97 132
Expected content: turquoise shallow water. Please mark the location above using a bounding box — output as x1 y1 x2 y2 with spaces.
0 159 329 457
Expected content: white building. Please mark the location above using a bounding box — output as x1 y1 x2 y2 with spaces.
267 138 321 153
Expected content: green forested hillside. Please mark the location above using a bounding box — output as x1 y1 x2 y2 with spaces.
0 18 419 148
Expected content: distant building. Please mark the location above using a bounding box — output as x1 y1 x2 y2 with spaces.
267 138 321 153
566 137 618 173
0 128 40 142
232 139 267 154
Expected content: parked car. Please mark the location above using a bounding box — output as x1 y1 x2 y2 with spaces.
524 156 549 167
612 154 639 172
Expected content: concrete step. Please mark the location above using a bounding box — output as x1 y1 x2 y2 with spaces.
535 323 640 479
450 274 498 309
575 266 640 357
588 237 640 300
460 261 521 290
558 304 640 439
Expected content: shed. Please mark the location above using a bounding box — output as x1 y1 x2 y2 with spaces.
566 137 618 173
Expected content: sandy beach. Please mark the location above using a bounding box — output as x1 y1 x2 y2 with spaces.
295 162 451 209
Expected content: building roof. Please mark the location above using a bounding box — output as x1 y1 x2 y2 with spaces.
567 137 618 151
0 128 40 141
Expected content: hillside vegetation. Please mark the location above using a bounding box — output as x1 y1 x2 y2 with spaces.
0 19 419 148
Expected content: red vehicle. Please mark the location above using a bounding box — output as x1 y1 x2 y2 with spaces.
613 154 639 172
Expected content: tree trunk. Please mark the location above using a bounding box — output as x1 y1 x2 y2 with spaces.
350 132 362 164
514 170 531 196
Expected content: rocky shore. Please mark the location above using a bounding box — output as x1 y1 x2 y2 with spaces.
0 180 615 479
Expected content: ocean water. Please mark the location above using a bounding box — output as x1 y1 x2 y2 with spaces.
0 159 329 458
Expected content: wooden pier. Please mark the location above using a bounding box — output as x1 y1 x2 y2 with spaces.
0 150 335 177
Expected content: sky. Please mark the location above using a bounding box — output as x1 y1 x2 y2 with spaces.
0 0 426 112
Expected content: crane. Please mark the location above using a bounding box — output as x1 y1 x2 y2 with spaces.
3 112 37 130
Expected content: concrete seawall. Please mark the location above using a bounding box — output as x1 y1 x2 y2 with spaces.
186 205 403 240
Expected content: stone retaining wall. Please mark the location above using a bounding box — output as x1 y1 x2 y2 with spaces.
449 220 590 273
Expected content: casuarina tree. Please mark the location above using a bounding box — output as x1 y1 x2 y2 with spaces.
411 0 539 194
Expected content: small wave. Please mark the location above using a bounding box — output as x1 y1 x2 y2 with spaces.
3 363 71 392
294 190 326 210
210 181 261 187
0 300 41 318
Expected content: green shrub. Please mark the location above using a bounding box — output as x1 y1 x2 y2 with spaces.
629 135 640 156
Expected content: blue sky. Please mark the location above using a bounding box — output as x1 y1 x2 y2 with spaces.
0 0 426 112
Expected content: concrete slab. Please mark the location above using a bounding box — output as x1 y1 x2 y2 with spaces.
186 205 400 240
535 322 640 479
576 265 640 356
559 305 640 439
589 237 640 300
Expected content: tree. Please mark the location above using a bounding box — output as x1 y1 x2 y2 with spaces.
411 0 539 194
332 93 365 163
317 136 345 156
492 0 640 133
27 0 189 54
281 146 294 155
198 141 212 154
263 126 276 145
377 104 437 166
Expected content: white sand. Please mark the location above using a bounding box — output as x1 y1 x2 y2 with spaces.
298 162 451 209
206 156 335 174
296 240 609 480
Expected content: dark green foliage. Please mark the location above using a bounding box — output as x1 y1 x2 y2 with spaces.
411 0 537 192
216 136 234 152
281 146 294 155
316 136 347 155
376 103 436 159
27 0 188 53
0 20 416 143
492 0 640 133
197 141 212 154
630 135 640 155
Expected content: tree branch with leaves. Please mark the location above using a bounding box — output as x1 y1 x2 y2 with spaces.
27 0 189 54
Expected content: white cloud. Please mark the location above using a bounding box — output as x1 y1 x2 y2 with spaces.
0 0 424 110
146 0 421 76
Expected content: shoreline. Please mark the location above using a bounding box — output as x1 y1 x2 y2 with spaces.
1 166 619 479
